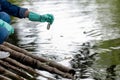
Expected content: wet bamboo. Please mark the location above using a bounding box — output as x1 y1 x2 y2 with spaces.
3 42 75 75
0 45 73 79
0 60 33 79
3 58 55 80
0 66 24 80
3 57 38 76
0 75 11 80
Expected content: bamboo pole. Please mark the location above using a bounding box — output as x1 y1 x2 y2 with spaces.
3 57 38 76
0 60 33 79
3 58 55 80
0 45 73 79
0 66 24 80
0 75 11 80
3 42 75 75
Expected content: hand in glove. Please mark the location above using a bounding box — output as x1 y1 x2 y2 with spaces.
0 19 14 44
28 12 54 25
0 19 14 35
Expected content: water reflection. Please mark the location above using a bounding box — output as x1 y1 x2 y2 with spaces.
96 0 120 40
18 0 101 54
11 0 120 79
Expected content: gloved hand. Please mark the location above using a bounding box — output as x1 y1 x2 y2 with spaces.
0 19 14 35
28 12 54 25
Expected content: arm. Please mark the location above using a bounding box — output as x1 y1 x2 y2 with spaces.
0 0 28 18
0 0 54 25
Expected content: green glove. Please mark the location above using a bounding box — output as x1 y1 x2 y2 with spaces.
28 12 54 24
0 19 14 35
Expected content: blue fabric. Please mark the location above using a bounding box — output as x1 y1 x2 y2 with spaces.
0 27 9 44
0 0 28 18
0 0 28 44
0 12 11 23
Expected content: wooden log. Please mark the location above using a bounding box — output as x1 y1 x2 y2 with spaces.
3 42 75 75
0 60 33 79
3 58 55 80
0 75 11 80
0 66 24 80
0 45 73 79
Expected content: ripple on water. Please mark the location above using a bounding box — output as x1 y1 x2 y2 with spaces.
13 0 120 79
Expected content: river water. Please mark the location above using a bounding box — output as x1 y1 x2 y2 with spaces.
11 0 120 80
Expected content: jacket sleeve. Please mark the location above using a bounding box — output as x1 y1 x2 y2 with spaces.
0 0 28 18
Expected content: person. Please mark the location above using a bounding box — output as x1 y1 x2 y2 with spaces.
0 0 54 58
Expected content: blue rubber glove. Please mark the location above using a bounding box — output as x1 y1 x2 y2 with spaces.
28 12 54 25
0 19 14 35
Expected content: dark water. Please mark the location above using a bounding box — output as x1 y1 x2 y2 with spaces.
10 0 120 80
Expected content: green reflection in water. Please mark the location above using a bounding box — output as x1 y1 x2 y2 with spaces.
99 38 120 48
94 38 120 67
93 38 120 66
92 38 120 79
92 0 120 79
96 0 120 28
94 0 120 66
96 49 120 66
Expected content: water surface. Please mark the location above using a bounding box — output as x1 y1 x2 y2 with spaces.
11 0 120 80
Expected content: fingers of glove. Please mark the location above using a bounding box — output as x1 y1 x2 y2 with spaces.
46 14 54 24
41 14 54 24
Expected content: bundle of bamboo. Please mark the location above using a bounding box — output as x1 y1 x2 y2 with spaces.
0 42 75 80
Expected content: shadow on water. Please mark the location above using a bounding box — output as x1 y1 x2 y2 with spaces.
8 0 120 80
70 42 97 80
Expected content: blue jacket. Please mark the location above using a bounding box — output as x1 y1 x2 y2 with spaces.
0 0 28 18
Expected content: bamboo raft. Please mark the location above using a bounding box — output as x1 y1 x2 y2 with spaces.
0 42 75 80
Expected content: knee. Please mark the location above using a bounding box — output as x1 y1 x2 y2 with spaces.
0 12 11 23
